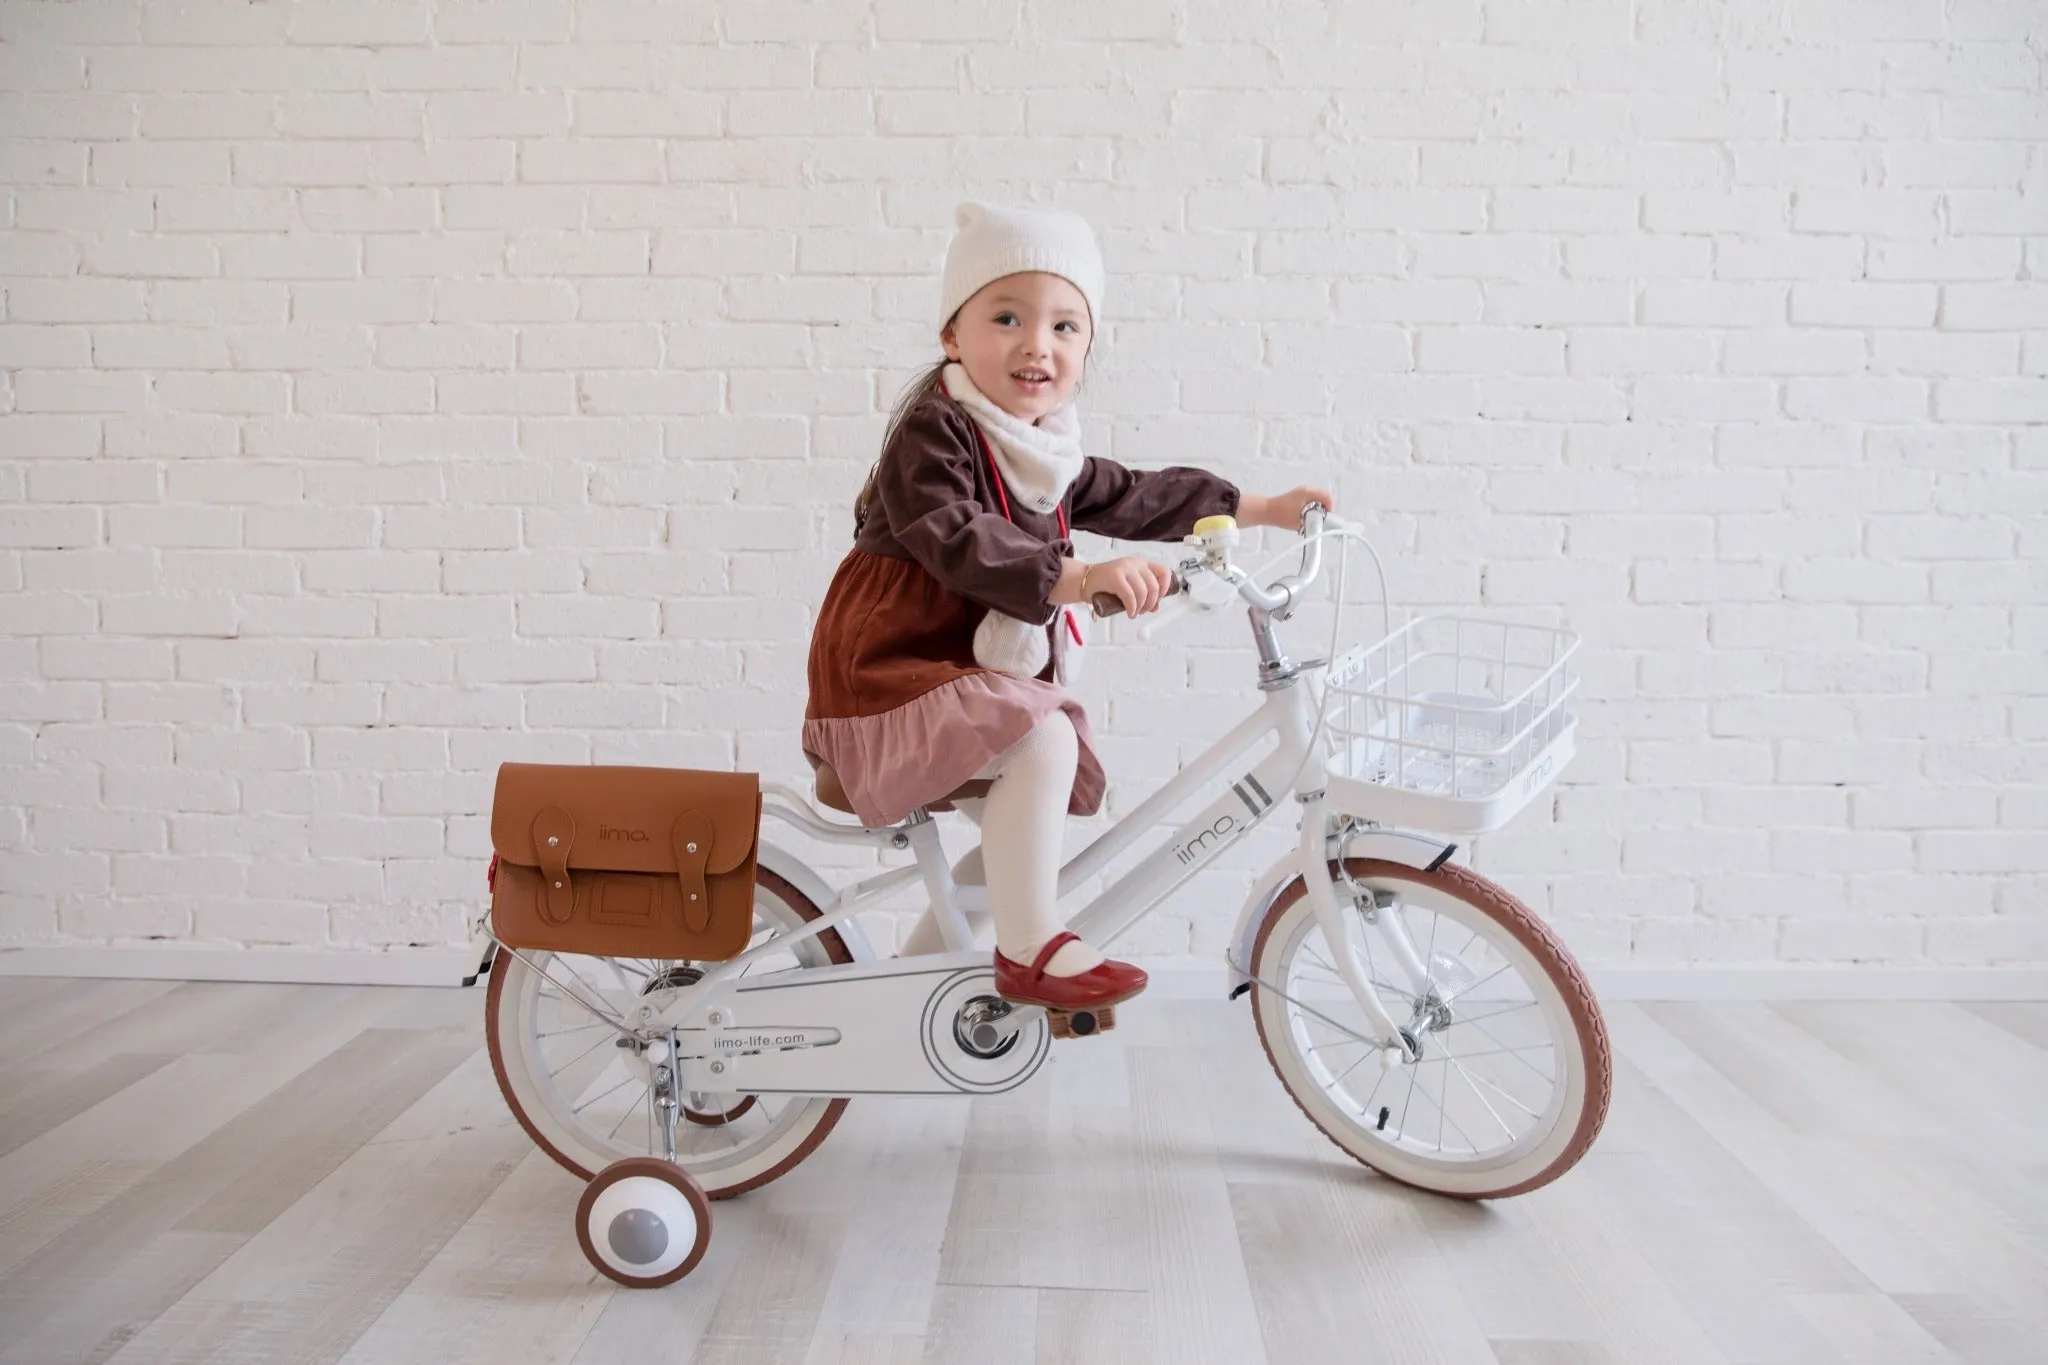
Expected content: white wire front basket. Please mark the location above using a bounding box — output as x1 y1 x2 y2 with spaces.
1322 614 1580 833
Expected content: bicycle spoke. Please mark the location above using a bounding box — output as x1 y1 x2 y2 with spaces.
1304 940 1416 1003
1448 1000 1538 1026
1411 1040 1550 1062
606 1091 645 1142
1400 1061 1479 1155
552 1026 622 1077
1444 1056 1543 1121
536 1019 610 1041
572 1073 641 1117
1459 1014 1556 1084
1441 959 1512 1007
1449 1058 1517 1143
1296 963 1415 1006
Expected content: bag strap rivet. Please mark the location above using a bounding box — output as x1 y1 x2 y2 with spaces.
686 842 698 853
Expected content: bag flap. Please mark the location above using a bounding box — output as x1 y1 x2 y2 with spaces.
491 763 759 876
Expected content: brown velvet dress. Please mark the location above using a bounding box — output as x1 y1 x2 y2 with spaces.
803 388 1240 828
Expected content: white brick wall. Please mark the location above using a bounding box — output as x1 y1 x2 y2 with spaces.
1 0 2042 972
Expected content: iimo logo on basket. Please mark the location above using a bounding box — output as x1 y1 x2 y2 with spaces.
598 825 649 842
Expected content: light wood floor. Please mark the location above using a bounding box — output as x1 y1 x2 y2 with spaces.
0 978 2042 1364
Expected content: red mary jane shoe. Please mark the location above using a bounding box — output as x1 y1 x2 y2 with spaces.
994 932 1148 1012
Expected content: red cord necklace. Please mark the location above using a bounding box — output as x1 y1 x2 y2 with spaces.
970 423 1083 645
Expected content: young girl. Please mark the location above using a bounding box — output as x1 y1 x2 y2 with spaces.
804 202 1333 1015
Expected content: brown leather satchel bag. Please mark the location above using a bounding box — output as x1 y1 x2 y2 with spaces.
489 762 761 962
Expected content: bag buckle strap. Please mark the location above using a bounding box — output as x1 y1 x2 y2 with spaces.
670 809 715 934
531 804 576 924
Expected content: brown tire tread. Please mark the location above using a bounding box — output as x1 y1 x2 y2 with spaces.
1248 858 1611 1200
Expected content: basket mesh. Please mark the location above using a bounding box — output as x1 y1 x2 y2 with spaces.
1326 615 1579 806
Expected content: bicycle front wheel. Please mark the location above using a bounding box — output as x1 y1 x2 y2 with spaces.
1249 858 1610 1198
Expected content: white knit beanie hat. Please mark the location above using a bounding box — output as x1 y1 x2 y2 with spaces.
937 201 1104 334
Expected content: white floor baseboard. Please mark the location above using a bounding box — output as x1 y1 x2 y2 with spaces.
2 942 2043 1001
1133 961 2048 1002
0 943 482 989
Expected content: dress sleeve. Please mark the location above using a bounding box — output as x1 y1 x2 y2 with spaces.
874 402 1066 625
1066 457 1241 542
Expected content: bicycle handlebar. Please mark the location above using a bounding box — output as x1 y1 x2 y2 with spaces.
1088 502 1329 622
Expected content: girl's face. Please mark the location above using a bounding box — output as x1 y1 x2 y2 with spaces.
941 271 1092 424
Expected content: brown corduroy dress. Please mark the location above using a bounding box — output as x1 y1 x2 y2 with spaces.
803 388 1239 828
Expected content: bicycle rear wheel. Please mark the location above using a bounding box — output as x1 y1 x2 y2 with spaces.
485 867 852 1200
1249 858 1609 1198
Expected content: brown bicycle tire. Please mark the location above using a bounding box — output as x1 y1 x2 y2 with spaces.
1250 857 1611 1200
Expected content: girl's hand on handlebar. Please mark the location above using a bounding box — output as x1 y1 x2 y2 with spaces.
1085 556 1174 617
1242 486 1336 531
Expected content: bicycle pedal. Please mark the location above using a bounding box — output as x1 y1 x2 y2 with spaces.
1047 1005 1115 1039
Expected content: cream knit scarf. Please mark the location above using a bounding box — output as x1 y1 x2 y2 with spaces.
941 363 1089 685
941 363 1085 516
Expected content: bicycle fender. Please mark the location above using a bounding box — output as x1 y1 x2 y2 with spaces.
1224 829 1455 998
756 840 878 964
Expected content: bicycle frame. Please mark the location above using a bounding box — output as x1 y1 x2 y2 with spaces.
629 656 1418 1056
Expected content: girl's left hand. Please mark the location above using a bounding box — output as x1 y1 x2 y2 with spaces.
1250 486 1337 531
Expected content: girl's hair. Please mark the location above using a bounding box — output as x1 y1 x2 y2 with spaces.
852 356 949 539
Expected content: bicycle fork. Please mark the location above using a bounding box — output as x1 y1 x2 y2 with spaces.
1294 794 1420 1070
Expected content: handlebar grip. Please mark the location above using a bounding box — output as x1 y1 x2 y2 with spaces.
1089 576 1182 619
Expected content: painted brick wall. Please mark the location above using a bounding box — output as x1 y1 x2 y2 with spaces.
1 0 2042 971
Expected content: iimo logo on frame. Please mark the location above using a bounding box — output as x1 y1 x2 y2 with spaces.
1172 814 1239 866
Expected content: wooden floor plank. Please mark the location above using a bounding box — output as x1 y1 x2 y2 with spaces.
1894 1292 2046 1365
1658 1003 2048 1330
0 987 2040 1362
805 1333 927 1365
1034 1288 1150 1365
0 1027 478 1365
805 1098 970 1343
922 1285 1035 1365
0 977 184 1065
334 1150 609 1365
0 986 437 1278
939 1066 1149 1294
1125 1045 1269 1363
105 1048 531 1365
1958 1001 2048 1053
0 980 295 1097
0 1051 179 1158
1489 1345 1627 1365
1792 1292 1961 1363
1583 1059 1862 1363
1609 1002 1966 1298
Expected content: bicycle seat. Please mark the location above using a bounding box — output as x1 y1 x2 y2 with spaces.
813 763 992 820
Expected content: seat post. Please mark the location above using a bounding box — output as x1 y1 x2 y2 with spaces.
902 812 976 952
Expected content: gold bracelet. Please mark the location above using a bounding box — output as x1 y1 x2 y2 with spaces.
1077 562 1092 602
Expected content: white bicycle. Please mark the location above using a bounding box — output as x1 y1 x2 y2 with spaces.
474 507 1611 1287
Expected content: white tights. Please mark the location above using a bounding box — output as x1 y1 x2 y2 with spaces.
900 711 1105 978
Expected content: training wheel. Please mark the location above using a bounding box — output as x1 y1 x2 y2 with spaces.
576 1157 713 1288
